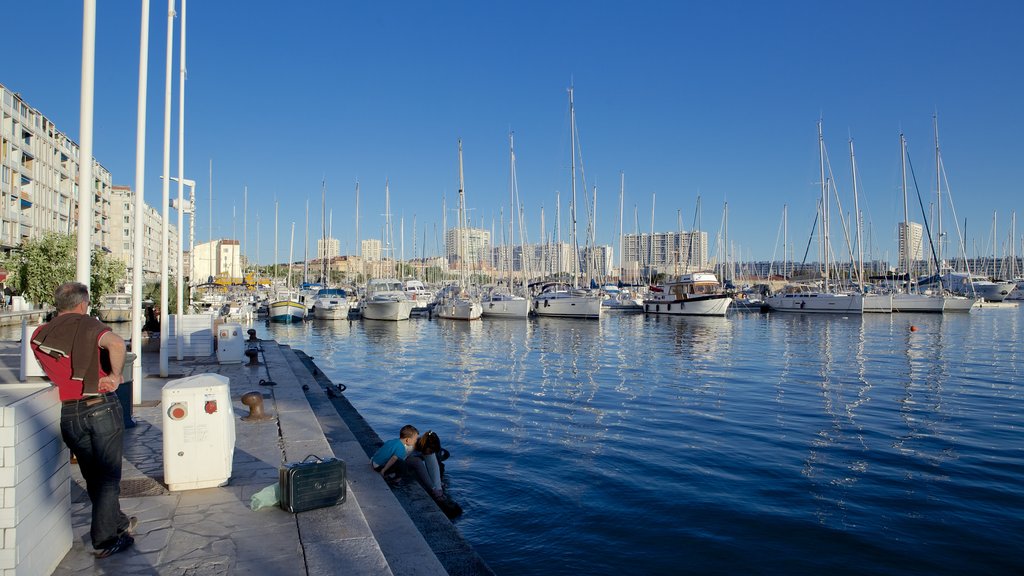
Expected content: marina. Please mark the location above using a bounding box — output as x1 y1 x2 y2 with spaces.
105 302 1016 576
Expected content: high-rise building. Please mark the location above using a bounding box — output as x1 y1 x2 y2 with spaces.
898 221 924 270
109 185 178 284
317 236 339 260
0 82 113 252
361 239 382 261
445 227 491 268
622 231 709 275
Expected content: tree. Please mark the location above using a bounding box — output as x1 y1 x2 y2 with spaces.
0 232 127 307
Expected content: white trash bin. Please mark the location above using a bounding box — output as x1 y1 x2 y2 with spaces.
162 373 236 491
216 323 245 364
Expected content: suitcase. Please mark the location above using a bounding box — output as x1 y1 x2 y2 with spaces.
279 455 347 513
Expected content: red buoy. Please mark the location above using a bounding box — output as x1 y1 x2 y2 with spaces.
910 325 918 332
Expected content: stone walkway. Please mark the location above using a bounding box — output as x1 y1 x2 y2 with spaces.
40 339 448 575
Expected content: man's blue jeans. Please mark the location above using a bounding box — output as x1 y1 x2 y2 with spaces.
60 394 130 549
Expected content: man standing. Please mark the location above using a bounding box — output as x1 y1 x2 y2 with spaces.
31 282 136 558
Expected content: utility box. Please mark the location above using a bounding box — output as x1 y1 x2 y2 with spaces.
162 374 235 491
216 323 244 364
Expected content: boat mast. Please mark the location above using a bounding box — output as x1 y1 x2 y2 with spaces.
458 139 468 287
321 179 327 284
818 120 829 292
510 131 516 288
274 200 278 282
288 221 295 289
901 132 912 293
355 181 361 283
303 198 309 285
569 86 579 289
618 171 624 283
783 204 789 279
850 138 864 288
934 114 943 268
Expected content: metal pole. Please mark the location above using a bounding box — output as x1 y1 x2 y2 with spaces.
76 0 97 287
175 0 186 361
159 0 175 377
131 0 150 404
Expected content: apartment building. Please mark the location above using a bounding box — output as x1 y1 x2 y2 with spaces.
445 226 491 268
317 236 339 260
898 221 924 271
109 185 179 284
192 239 242 282
361 238 382 261
622 230 710 276
0 83 112 252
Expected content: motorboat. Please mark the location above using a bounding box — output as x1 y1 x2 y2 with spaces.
361 279 414 321
643 273 732 316
404 280 435 316
269 289 307 323
918 271 1015 303
312 288 351 320
96 293 132 323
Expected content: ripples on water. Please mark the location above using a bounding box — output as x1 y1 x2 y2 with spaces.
28 306 1017 574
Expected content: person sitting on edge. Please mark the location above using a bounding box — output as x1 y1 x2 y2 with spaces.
30 282 136 559
407 430 446 500
370 424 419 479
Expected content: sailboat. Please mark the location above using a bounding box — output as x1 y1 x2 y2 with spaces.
269 220 307 323
483 131 530 318
533 86 603 319
765 121 863 314
434 140 483 321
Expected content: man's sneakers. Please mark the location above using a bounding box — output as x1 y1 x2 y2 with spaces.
93 533 134 559
119 516 139 537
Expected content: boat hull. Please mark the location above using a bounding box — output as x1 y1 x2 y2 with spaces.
532 294 603 319
891 293 945 313
362 299 414 321
96 309 132 323
313 303 350 320
434 299 483 320
481 297 530 318
643 294 732 316
269 300 307 323
765 293 864 314
863 293 893 313
941 295 977 312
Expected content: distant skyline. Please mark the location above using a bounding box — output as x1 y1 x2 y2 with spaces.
3 2 1023 266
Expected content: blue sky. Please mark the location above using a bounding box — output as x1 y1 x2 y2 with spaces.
4 2 1023 265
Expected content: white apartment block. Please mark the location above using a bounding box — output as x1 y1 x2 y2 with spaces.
361 238 382 261
1 83 112 252
445 227 490 268
622 231 710 275
317 236 339 260
109 185 179 284
192 239 241 282
898 221 924 270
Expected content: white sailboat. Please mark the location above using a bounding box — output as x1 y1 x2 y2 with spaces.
765 121 863 314
483 131 530 319
435 139 483 321
534 86 603 319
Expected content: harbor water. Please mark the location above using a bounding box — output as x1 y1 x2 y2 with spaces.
263 307 1023 575
10 308 1022 574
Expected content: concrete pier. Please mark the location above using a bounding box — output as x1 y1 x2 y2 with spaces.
0 336 492 575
